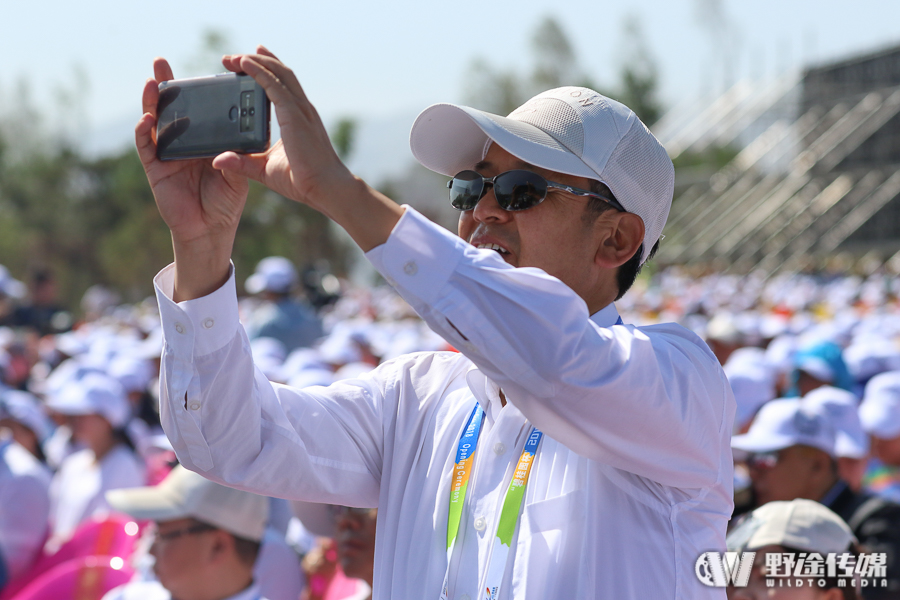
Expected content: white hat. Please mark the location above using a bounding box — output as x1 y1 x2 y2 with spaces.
409 87 674 263
727 499 855 554
45 372 131 429
732 398 836 456
106 465 268 541
859 371 900 439
803 386 868 458
724 360 776 432
245 256 297 295
0 390 54 442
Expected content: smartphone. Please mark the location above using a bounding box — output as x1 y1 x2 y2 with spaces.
156 72 270 161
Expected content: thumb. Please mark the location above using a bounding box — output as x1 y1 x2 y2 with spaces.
212 151 268 182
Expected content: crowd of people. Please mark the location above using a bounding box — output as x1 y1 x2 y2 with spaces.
2 47 900 600
0 253 898 599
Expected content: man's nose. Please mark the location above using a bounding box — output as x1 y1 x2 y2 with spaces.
471 187 513 224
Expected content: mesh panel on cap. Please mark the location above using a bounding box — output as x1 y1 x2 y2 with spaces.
511 98 585 156
603 119 674 261
488 116 567 151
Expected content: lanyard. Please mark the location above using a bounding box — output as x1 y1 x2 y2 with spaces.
439 403 543 600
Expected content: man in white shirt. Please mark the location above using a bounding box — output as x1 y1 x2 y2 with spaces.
136 47 735 599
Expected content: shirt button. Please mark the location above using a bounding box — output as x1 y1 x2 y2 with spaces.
174 322 185 334
473 517 486 532
189 401 201 411
493 442 506 455
203 318 215 329
403 260 418 275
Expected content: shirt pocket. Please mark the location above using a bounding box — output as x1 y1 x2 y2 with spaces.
513 489 589 599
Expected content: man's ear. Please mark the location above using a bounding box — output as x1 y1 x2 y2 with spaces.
594 212 644 269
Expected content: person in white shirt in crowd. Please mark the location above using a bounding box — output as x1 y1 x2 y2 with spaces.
726 499 861 600
137 48 734 599
0 417 51 590
44 371 145 549
102 465 270 600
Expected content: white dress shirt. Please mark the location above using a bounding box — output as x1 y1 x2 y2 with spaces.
0 439 51 582
154 207 735 600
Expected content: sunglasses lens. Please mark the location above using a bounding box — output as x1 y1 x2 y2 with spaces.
494 171 547 211
449 170 484 210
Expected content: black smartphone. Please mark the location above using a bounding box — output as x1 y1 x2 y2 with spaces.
156 72 270 161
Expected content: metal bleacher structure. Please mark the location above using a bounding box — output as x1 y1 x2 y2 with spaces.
654 43 900 276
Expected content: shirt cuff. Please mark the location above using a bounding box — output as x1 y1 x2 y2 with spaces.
153 263 241 358
365 206 466 306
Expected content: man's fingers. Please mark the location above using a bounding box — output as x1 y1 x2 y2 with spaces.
135 113 159 168
212 150 269 183
239 54 310 106
141 79 160 121
153 57 175 83
256 45 278 59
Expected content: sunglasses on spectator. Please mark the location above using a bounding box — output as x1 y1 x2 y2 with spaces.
447 169 626 212
745 451 782 470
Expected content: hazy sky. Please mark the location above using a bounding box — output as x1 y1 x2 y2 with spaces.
5 0 898 180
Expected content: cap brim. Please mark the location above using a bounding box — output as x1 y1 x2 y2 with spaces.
106 485 189 522
731 432 796 453
409 103 600 182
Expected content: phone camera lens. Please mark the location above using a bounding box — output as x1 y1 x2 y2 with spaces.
249 107 255 116
241 108 248 117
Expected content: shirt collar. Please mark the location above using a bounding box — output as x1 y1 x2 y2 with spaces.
590 303 621 328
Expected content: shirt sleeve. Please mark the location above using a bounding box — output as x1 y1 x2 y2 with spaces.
366 207 733 489
154 263 386 505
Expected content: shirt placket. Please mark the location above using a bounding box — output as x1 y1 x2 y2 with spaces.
449 406 529 600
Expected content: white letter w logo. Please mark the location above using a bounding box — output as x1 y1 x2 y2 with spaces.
695 552 756 587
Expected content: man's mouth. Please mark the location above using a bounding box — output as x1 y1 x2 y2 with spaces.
475 243 510 255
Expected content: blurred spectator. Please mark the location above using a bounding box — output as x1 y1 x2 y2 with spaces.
787 342 855 398
733 399 900 598
0 390 54 463
0 434 51 590
244 257 324 352
45 372 145 549
6 269 71 337
103 465 269 600
859 371 900 502
726 499 861 600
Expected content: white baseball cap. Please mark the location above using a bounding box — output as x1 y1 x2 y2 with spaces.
45 372 131 429
803 386 868 458
245 256 297 295
731 397 836 456
859 370 900 439
727 498 855 554
106 465 268 542
409 87 674 264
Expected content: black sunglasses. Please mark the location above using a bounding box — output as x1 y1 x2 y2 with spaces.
447 169 626 212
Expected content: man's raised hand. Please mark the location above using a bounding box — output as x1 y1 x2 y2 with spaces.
212 46 356 219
